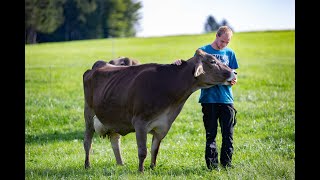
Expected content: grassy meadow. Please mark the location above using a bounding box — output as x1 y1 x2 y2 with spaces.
25 30 295 179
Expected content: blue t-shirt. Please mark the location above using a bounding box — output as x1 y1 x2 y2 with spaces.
198 44 239 104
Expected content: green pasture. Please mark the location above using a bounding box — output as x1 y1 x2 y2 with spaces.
25 30 295 179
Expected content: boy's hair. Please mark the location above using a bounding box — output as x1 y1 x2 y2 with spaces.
217 26 233 37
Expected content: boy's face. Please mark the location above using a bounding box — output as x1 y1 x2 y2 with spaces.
215 33 231 50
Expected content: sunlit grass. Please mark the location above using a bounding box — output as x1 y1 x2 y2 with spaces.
25 30 294 179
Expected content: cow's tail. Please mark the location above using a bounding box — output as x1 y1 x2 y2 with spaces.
83 70 94 108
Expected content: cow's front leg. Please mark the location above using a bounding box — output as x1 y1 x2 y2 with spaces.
110 133 124 165
134 120 148 173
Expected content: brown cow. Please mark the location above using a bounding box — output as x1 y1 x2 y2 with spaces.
83 49 236 172
92 57 140 69
108 57 140 66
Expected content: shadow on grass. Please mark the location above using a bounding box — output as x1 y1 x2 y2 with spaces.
25 130 86 145
25 161 220 179
263 131 294 142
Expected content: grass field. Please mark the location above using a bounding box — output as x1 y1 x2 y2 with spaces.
25 30 295 179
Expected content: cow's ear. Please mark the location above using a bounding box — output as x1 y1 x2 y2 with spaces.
194 62 205 77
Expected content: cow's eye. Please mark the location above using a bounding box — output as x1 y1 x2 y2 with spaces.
210 60 216 64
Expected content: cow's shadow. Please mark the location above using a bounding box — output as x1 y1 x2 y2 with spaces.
25 130 85 145
25 161 217 178
25 130 228 178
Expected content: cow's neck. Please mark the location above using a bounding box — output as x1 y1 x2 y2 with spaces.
167 60 201 104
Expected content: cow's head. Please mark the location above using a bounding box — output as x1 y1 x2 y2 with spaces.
193 49 236 87
108 57 140 66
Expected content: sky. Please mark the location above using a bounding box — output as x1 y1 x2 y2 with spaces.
136 0 295 37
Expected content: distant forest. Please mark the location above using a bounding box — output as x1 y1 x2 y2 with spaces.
25 0 232 44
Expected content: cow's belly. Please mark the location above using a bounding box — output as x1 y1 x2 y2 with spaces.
146 107 178 137
93 107 180 138
93 102 135 136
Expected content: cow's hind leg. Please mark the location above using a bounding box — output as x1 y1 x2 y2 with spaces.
110 133 124 165
84 102 95 169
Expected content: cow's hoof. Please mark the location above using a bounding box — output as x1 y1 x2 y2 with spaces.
138 167 144 173
150 164 156 170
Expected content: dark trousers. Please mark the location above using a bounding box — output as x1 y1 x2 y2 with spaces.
201 103 237 168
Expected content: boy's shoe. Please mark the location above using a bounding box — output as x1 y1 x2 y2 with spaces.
207 163 219 171
222 163 234 169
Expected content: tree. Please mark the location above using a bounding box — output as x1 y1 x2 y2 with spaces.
60 0 97 41
25 0 66 44
26 0 142 43
220 18 234 32
107 0 142 37
204 15 220 33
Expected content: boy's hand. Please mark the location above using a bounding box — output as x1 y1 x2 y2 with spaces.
172 59 182 65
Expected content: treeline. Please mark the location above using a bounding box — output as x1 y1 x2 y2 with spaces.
25 0 142 44
204 15 234 33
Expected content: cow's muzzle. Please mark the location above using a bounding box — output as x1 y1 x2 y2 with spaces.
223 70 237 85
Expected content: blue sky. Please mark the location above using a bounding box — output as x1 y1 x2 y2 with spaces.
136 0 295 37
